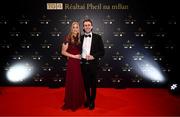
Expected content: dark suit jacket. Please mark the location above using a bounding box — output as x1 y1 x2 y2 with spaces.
81 33 105 60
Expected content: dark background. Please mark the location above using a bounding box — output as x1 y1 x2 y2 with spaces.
0 0 178 87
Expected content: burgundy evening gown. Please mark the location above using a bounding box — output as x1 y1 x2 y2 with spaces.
63 41 85 111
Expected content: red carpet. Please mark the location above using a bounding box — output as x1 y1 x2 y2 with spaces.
0 87 180 116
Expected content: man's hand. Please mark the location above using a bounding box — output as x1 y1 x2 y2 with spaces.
86 55 95 60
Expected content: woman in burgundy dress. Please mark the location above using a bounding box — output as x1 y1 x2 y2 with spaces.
61 21 85 111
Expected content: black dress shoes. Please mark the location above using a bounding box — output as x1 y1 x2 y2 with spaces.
84 101 89 108
61 104 68 110
89 101 95 110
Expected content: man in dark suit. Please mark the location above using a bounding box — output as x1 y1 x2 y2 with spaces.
81 19 105 110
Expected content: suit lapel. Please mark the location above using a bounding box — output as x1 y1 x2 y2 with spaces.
81 35 84 45
90 33 95 53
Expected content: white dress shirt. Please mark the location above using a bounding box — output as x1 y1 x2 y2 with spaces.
82 32 92 59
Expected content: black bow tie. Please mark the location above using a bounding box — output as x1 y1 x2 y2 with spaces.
84 34 91 38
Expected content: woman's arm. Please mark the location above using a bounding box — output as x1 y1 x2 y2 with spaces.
61 43 81 59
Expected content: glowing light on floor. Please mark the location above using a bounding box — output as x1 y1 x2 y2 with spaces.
135 60 165 82
6 62 34 82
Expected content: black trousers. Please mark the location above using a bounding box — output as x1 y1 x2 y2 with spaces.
81 59 98 103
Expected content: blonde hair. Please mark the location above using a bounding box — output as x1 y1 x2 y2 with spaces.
67 21 81 45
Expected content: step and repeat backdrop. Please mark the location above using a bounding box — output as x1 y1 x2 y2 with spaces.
0 0 178 87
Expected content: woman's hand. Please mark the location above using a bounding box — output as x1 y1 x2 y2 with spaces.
73 54 81 59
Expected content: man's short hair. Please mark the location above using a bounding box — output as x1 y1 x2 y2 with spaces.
83 19 93 26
